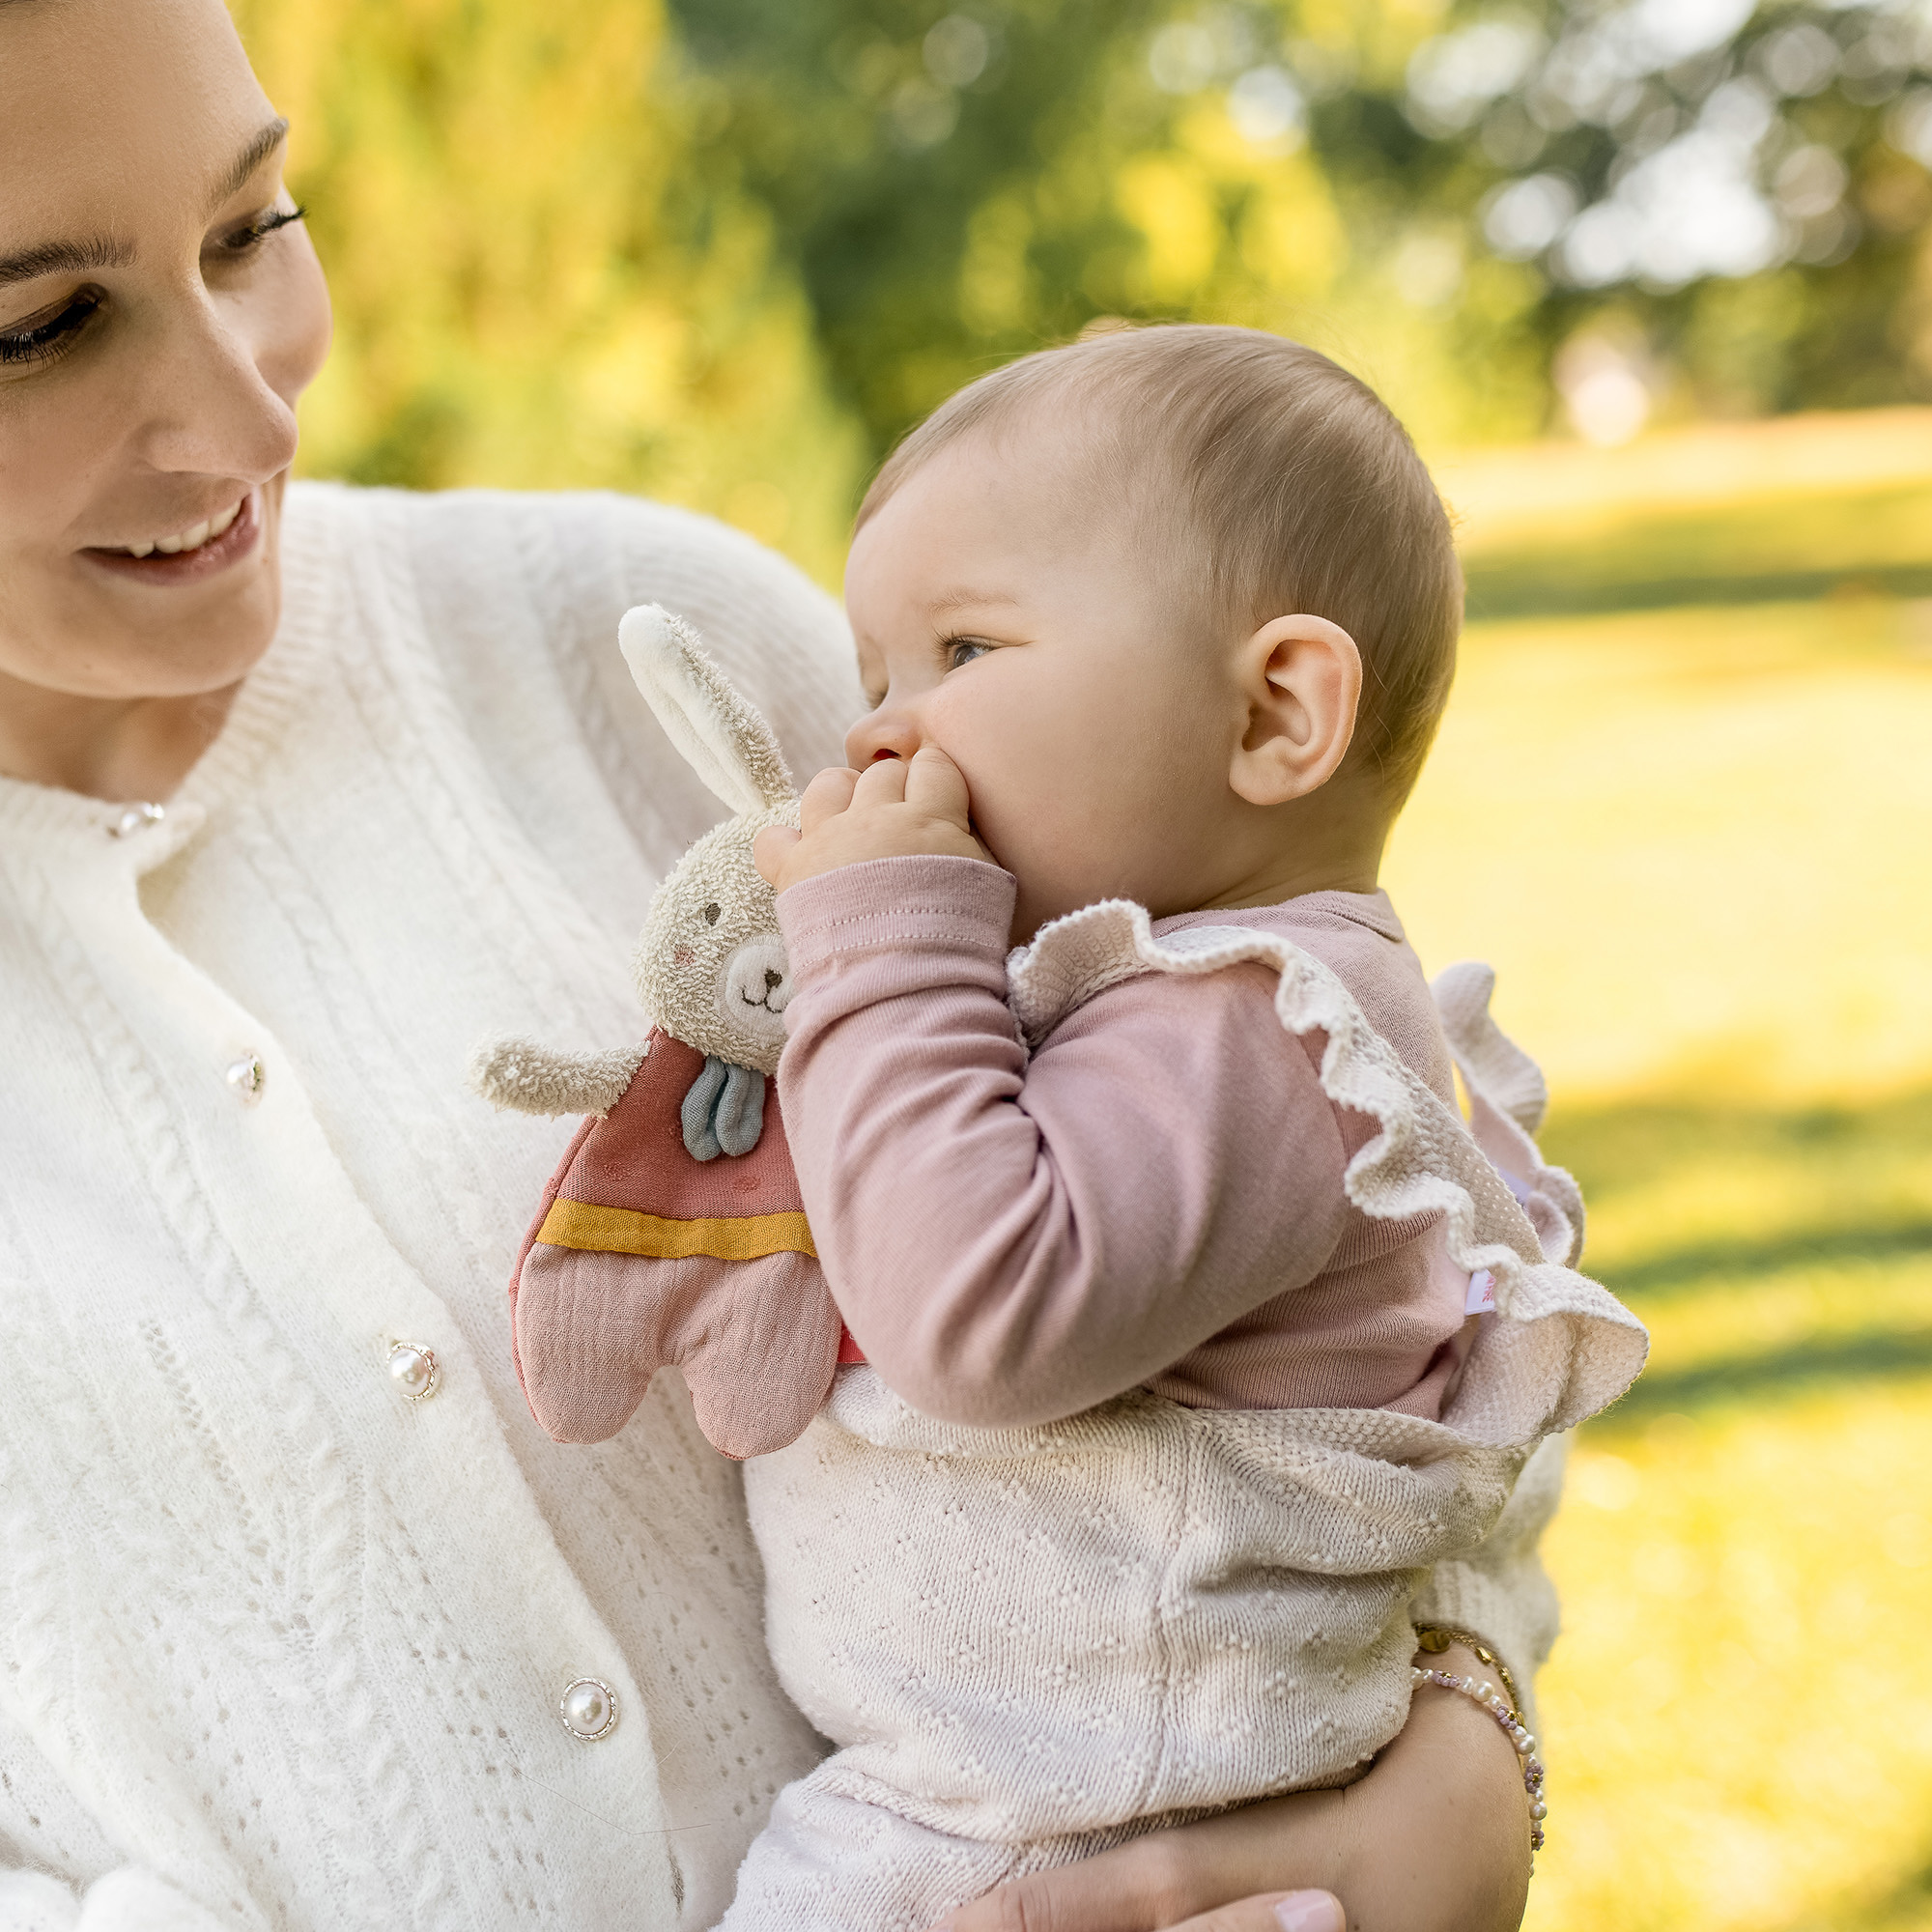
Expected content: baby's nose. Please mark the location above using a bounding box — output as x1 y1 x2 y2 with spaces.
845 706 922 769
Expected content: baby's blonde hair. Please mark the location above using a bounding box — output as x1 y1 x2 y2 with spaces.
858 325 1463 809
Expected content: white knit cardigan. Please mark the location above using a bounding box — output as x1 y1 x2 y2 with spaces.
0 483 1564 1932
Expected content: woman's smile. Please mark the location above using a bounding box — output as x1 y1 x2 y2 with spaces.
78 486 261 582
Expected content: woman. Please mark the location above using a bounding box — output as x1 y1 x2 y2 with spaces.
0 1 1551 1926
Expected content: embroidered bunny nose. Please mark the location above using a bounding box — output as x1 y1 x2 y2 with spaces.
764 969 782 993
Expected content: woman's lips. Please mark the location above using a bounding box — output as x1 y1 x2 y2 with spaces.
80 489 263 584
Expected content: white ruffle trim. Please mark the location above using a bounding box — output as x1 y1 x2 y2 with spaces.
1007 901 1647 1444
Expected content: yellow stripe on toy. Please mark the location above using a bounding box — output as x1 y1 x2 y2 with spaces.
537 1198 818 1261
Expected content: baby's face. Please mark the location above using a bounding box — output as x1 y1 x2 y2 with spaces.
843 424 1252 941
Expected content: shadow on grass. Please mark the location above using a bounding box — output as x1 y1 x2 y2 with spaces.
1598 1221 1932 1300
1536 1086 1932 1429
1465 558 1932 619
1542 1087 1932 1297
1460 478 1932 620
1593 1326 1932 1432
1541 1088 1932 1207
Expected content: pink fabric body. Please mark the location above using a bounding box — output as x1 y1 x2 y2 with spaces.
506 1027 841 1457
774 856 1476 1431
517 1244 839 1457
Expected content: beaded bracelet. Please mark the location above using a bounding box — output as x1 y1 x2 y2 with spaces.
1409 1665 1548 1861
1412 1623 1523 1720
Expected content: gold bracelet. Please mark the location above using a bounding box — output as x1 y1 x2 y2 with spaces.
1411 1624 1523 1724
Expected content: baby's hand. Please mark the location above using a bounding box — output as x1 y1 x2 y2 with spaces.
754 747 991 893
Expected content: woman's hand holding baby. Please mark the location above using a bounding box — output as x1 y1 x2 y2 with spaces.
754 746 991 894
930 1640 1532 1932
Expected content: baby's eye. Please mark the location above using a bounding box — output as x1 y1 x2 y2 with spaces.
945 638 992 672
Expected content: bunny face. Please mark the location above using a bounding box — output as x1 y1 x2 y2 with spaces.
633 800 800 1077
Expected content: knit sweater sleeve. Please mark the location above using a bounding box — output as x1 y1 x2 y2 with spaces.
0 1696 235 1931
385 484 862 871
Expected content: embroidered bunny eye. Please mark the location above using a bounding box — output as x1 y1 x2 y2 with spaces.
703 902 722 924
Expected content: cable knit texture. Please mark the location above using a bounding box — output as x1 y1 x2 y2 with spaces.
724 895 1646 1932
0 484 862 1932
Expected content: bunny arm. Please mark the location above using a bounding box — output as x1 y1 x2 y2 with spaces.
467 1034 648 1118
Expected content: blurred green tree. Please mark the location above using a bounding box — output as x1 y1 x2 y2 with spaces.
235 0 867 580
668 0 1932 465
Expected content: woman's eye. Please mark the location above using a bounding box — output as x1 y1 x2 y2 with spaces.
213 204 307 258
946 639 992 672
0 291 103 368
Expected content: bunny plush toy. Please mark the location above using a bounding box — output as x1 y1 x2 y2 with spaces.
469 605 845 1459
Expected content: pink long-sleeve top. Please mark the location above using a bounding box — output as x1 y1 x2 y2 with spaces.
774 855 1476 1431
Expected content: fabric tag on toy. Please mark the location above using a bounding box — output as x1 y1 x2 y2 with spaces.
1465 1267 1497 1314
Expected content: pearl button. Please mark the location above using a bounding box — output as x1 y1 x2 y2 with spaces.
225 1053 266 1103
108 802 166 839
387 1342 440 1403
559 1677 618 1742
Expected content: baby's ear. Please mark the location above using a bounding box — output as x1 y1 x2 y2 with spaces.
619 604 796 815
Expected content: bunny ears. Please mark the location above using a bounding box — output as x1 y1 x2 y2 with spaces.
619 604 796 816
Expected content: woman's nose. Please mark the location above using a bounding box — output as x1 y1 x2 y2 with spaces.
845 703 923 768
137 292 304 487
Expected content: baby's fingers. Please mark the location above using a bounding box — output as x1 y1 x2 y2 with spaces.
901 744 973 830
799 765 861 834
851 753 912 808
753 824 799 886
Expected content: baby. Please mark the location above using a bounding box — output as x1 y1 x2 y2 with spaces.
717 326 1644 1930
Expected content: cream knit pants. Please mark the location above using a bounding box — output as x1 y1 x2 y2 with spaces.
717 1366 1525 1932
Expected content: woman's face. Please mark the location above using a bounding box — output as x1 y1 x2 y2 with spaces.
0 0 331 706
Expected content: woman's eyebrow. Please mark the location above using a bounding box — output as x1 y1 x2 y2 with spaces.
0 235 133 288
213 116 290 205
0 120 289 289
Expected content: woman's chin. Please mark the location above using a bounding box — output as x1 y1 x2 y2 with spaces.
27 487 286 700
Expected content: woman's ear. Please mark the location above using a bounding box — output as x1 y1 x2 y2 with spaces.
1228 613 1363 808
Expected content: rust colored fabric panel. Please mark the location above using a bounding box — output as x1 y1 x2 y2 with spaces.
564 1029 807 1219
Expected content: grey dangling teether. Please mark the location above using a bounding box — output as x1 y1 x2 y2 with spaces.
680 1055 768 1159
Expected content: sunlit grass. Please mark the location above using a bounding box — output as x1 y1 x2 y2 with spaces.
1382 501 1932 1931
1383 594 1932 1104
1529 1385 1932 1932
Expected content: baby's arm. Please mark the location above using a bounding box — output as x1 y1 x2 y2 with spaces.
768 852 1350 1429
